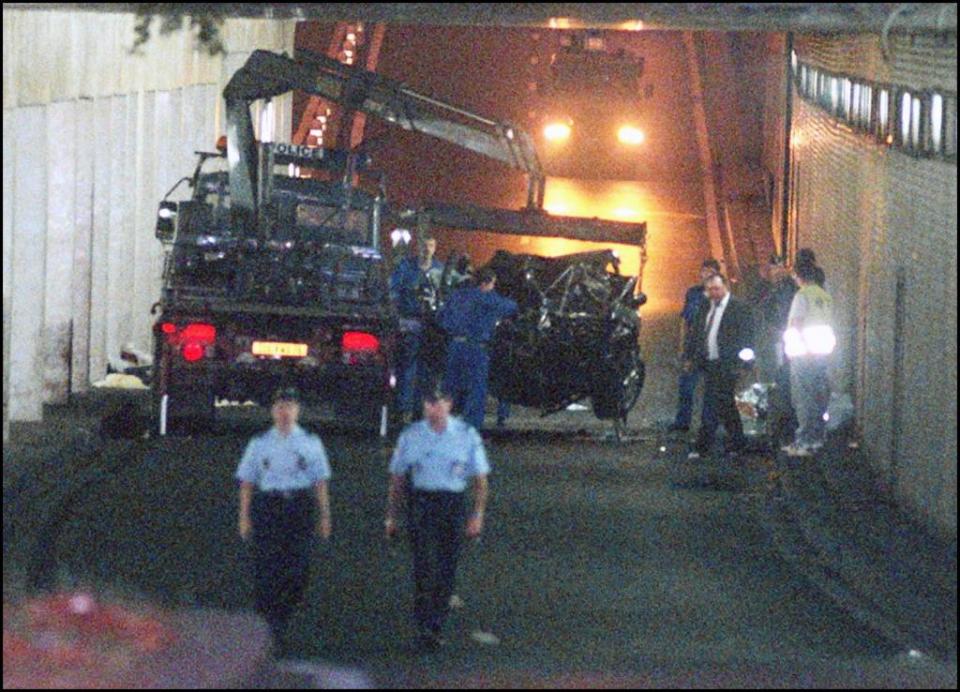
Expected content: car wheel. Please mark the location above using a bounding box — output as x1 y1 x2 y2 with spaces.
592 347 644 421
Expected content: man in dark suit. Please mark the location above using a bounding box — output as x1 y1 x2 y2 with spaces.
683 273 755 458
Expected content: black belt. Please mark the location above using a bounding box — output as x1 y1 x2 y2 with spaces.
257 488 311 500
452 336 489 347
412 488 465 497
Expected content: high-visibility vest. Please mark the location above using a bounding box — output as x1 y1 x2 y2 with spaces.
784 285 836 357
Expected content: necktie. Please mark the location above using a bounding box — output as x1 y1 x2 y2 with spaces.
705 300 719 334
704 300 719 356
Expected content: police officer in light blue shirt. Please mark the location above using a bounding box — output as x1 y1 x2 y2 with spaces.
236 387 332 654
384 383 490 653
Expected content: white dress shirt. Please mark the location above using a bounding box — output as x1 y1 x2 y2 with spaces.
705 291 730 361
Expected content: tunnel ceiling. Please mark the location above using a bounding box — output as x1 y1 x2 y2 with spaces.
6 3 958 33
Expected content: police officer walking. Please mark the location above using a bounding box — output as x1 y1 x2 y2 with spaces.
384 384 490 653
236 387 332 653
438 266 517 431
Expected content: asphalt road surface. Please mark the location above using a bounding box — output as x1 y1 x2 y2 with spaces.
7 388 956 688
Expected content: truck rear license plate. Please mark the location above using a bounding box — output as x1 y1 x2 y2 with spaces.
252 341 308 358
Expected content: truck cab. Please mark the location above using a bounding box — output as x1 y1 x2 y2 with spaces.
534 32 650 179
152 142 395 434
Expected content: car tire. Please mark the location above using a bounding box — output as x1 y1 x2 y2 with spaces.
591 348 644 421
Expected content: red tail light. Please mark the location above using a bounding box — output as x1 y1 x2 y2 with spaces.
342 331 380 365
181 323 216 345
160 322 216 361
182 341 205 362
342 331 379 352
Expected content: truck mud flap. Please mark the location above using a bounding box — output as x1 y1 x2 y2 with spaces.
156 385 215 436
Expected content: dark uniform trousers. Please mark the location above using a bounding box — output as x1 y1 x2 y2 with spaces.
408 490 466 635
695 360 747 454
770 359 797 446
396 325 424 415
445 340 490 431
252 489 315 636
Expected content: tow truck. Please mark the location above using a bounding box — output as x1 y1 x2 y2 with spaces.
152 61 395 434
151 48 648 434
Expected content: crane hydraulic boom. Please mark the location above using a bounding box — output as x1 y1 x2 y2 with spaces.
223 48 546 226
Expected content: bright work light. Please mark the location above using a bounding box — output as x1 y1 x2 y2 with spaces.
544 122 572 142
617 125 645 145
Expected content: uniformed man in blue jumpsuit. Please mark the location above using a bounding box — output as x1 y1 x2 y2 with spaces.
384 384 490 653
236 387 332 653
390 237 444 421
438 267 517 431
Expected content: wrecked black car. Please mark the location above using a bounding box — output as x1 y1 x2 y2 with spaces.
420 248 646 423
486 249 646 421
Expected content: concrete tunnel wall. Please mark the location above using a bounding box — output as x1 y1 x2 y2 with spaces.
790 33 957 539
2 9 296 439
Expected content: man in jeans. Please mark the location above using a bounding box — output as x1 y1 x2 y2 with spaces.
759 256 799 447
669 259 721 433
390 236 444 421
782 261 836 456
